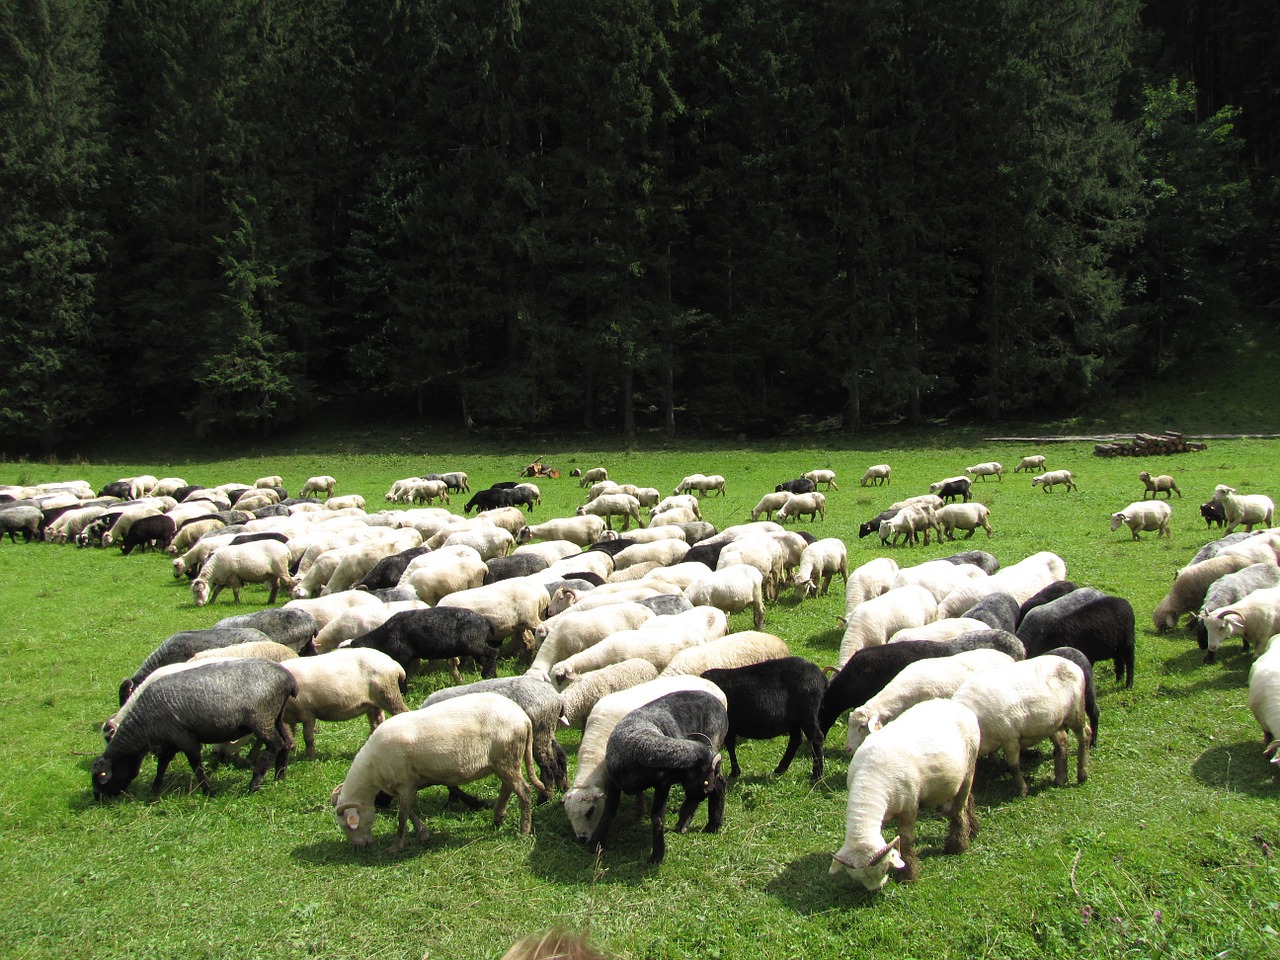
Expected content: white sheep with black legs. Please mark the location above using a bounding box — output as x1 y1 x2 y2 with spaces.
860 464 892 487
1109 500 1172 540
332 693 544 851
792 538 849 599
829 698 981 890
1014 455 1046 474
192 540 297 607
578 468 609 488
952 655 1092 796
436 578 551 663
280 648 408 759
837 585 938 666
964 462 1003 482
1213 484 1276 535
576 494 645 532
587 689 729 865
776 492 827 524
675 474 727 497
937 503 994 540
1247 643 1280 769
1031 470 1077 493
563 675 727 842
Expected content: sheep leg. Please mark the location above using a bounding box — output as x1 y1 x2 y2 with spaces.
266 579 281 604
303 719 318 760
649 782 674 864
446 785 488 810
513 777 533 835
151 746 178 794
1076 725 1090 785
588 785 624 854
1051 730 1069 787
893 816 920 883
773 731 802 777
945 784 978 854
187 748 217 796
208 583 225 605
1003 741 1029 797
804 719 825 782
492 782 513 827
390 791 427 852
704 775 726 834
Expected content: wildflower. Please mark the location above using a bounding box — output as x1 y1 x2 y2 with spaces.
1153 910 1163 923
1081 905 1094 925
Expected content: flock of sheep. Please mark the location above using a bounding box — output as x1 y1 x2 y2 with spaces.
2 456 1277 890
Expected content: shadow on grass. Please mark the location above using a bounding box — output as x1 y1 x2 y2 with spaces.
1191 738 1279 798
766 852 883 913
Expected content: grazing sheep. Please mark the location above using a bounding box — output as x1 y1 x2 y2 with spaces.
551 621 709 686
1152 554 1253 632
436 578 551 662
821 639 972 734
1213 484 1276 535
837 585 938 666
1013 455 1046 474
941 550 1000 575
659 630 790 678
563 676 727 842
775 477 817 495
928 476 972 503
332 693 544 850
675 474 727 497
1139 471 1181 499
891 559 988 603
829 699 980 890
1201 500 1227 529
323 533 425 595
937 503 993 541
1247 643 1280 769
443 525 516 562
776 492 827 523
578 468 609 488
117 626 273 707
526 602 657 682
560 659 662 729
284 591 384 633
952 655 1091 796
1203 586 1280 660
751 491 792 522
802 470 840 491
213 607 319 654
0 505 43 543
1195 563 1280 661
301 476 337 498
965 462 1003 483
792 538 849 599
1016 587 1136 688
346 607 500 679
962 592 1022 633
887 618 991 645
192 540 297 607
576 494 645 532
937 551 1068 618
860 465 892 487
1031 470 1077 493
92 659 295 798
588 690 729 865
878 506 931 547
844 557 900 608
402 546 489 605
701 656 827 781
281 648 408 758
1109 500 1173 540
611 538 691 571
190 640 299 664
1018 581 1081 621
684 565 767 629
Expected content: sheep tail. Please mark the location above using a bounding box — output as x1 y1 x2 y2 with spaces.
523 726 546 794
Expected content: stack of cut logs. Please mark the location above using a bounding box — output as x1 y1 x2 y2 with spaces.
1093 431 1208 457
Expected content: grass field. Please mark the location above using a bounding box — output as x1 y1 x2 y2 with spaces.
1 437 1278 960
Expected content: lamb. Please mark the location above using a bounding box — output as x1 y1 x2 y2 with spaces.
300 475 337 498
332 693 544 850
650 494 705 519
578 467 609 488
408 478 451 506
92 659 295 798
802 469 840 491
1246 643 1280 768
717 536 786 600
844 649 1015 756
1016 587 1136 688
117 626 274 705
1213 484 1276 535
828 699 980 889
750 492 792 522
1151 553 1253 632
1203 585 1280 660
346 607 500 679
402 546 488 604
1031 470 1077 493
421 677 570 795
659 630 791 677
701 656 827 781
860 464 892 487
775 492 827 523
526 602 657 683
563 675 727 841
314 605 405 654
1201 500 1227 529
792 538 849 599
952 655 1091 796
844 557 900 608
436 578 551 661
588 690 729 864
1195 563 1280 661
937 503 993 540
611 538 691 571
1013 455 1046 474
836 585 938 666
192 540 297 606
964 462 1003 482
1139 471 1181 499
891 559 988 603
512 539 585 566
560 659 661 728
280 648 408 758
684 565 767 630
1109 500 1173 540
928 476 972 503
887 618 991 645
675 474 727 497
878 506 931 547
323 494 366 512
576 494 645 532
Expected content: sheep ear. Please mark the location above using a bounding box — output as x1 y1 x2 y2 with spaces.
865 713 883 735
331 784 345 807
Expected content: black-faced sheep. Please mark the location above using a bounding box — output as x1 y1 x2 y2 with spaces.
353 546 432 592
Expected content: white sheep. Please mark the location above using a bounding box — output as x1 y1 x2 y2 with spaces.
776 492 827 523
562 676 727 841
551 623 708 685
792 538 849 599
332 693 544 850
860 464 892 487
802 469 839 491
284 591 383 632
1031 470 1077 493
674 474 727 497
1196 563 1280 661
937 503 993 540
578 467 609 488
891 559 988 603
99 505 162 548
878 506 931 547
408 478 451 506
611 538 691 571
844 557 900 609
517 515 606 547
1213 484 1276 535
1151 553 1254 632
324 494 366 512
684 565 767 629
658 629 790 677
314 604 401 654
938 551 1067 617
1109 500 1172 540
886 617 991 645
647 506 702 528
401 547 489 604
436 578 551 661
44 505 108 544
964 462 1003 482
559 659 661 728
1246 643 1280 768
844 649 1015 756
585 480 620 502
190 640 300 663
322 532 424 596
512 539 584 566
282 648 409 758
576 493 645 531
192 540 297 607
836 584 938 666
751 491 792 522
952 655 1091 796
650 494 704 519
254 475 284 490
301 475 337 498
1138 471 1181 500
1013 455 1046 474
526 602 658 682
829 699 980 889
548 584 662 616
443 525 515 562
717 536 786 600
1203 585 1280 659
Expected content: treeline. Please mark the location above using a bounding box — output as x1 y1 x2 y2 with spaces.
1 0 1272 450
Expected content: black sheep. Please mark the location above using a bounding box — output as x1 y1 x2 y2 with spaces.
1016 588 1135 688
484 553 550 584
93 659 296 798
585 538 639 557
1200 500 1227 529
775 478 817 495
701 656 827 781
464 488 514 514
1018 580 1081 622
0 505 41 543
1038 646 1100 746
214 607 319 654
98 481 133 499
590 690 729 865
638 594 694 616
962 592 1022 632
119 514 177 555
347 607 500 679
940 550 1000 575
684 540 726 569
119 626 275 704
858 509 900 539
945 629 1027 660
935 478 972 503
354 546 432 592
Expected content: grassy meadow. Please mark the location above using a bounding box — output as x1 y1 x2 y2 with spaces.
1 434 1278 960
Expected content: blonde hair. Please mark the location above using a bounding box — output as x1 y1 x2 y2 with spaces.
500 929 608 960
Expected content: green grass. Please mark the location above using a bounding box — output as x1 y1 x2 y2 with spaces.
2 440 1279 960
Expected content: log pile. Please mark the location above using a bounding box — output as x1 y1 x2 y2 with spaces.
1093 432 1208 457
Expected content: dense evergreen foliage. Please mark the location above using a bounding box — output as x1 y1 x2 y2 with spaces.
0 0 1271 449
